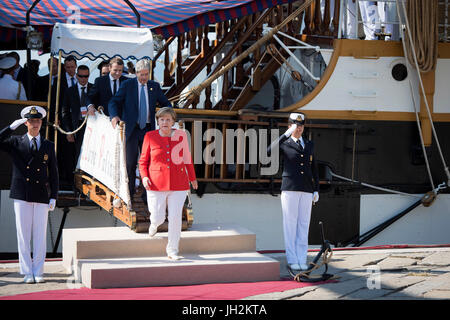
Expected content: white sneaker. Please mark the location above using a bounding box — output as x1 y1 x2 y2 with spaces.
148 225 158 237
289 264 301 271
23 275 35 284
34 276 45 283
168 254 182 260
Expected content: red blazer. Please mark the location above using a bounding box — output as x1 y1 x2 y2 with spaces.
139 129 196 191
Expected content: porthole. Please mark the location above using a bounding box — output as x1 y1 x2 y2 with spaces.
392 63 408 81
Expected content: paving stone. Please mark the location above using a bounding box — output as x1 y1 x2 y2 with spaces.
419 252 450 266
388 270 450 298
377 257 417 270
389 252 433 260
289 277 368 300
341 287 394 300
423 290 450 299
327 253 390 270
379 273 426 290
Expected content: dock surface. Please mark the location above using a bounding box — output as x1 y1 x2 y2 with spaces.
1 246 449 300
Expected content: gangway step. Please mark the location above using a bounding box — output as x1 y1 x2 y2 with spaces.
63 223 257 270
77 252 279 288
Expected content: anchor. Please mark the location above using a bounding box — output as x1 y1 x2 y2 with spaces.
288 221 334 283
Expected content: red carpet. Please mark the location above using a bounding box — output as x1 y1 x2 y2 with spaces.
0 278 335 300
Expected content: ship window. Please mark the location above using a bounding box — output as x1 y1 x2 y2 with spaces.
392 63 408 81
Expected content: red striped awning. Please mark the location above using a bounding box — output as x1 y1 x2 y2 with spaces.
0 0 300 39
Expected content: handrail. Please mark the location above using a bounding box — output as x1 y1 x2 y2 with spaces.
0 99 47 107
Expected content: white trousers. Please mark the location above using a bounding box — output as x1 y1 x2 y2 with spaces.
146 190 187 256
347 1 380 40
281 191 313 265
13 200 49 277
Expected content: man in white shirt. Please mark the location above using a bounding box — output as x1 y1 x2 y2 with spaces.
64 55 78 88
0 56 27 101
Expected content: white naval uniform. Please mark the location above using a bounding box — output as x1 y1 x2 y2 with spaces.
0 74 27 100
15 134 49 277
14 200 49 277
0 122 59 280
281 191 313 265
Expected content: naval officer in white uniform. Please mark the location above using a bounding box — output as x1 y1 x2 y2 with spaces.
0 106 59 284
0 56 27 101
278 113 320 272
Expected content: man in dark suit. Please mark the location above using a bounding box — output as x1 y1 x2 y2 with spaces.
61 65 93 178
0 106 58 284
109 58 172 198
87 57 128 116
63 55 78 89
276 113 320 273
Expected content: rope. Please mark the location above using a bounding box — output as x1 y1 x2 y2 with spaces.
52 113 89 135
403 0 438 73
409 76 435 191
293 248 333 282
331 171 423 198
179 0 315 107
267 44 298 76
397 0 450 186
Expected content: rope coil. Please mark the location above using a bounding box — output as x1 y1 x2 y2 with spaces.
403 0 438 73
293 248 334 282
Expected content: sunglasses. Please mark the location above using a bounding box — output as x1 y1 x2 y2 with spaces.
77 74 89 78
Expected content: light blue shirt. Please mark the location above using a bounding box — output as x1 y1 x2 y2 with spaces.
290 136 305 149
27 133 41 151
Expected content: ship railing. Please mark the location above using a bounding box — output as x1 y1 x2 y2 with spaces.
341 0 405 40
345 0 449 43
174 108 341 191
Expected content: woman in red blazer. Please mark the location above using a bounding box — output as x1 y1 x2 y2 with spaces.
139 107 197 260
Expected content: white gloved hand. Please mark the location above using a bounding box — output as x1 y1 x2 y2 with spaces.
10 118 27 130
313 192 319 204
284 124 297 137
142 177 151 190
48 199 56 211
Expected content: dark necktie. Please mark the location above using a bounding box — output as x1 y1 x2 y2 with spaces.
80 86 87 107
113 79 117 95
297 139 303 150
71 77 75 87
31 137 38 153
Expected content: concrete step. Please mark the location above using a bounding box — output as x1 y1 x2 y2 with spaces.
63 223 256 271
78 252 280 288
